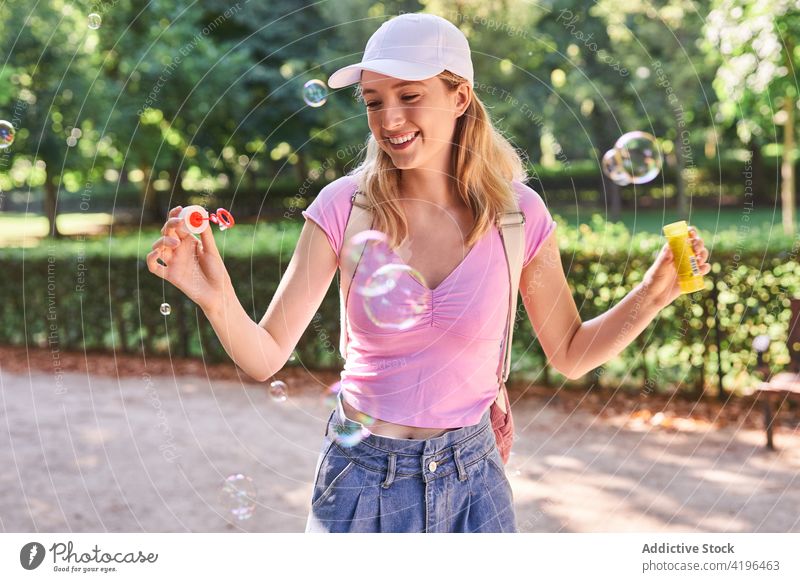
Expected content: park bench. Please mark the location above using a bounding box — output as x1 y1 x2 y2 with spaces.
754 298 800 450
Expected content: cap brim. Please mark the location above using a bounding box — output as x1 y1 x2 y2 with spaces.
328 59 444 89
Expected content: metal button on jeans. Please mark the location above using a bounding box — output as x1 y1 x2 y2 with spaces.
428 460 437 472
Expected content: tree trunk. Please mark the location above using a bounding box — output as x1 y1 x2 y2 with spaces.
295 150 308 184
172 168 185 202
605 172 621 222
781 92 796 236
141 164 162 223
246 165 257 198
748 140 767 206
781 37 796 236
597 114 622 219
671 112 687 218
44 176 63 239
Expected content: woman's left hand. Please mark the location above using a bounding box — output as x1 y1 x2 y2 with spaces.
642 225 711 309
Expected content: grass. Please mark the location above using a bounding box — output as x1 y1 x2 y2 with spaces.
0 212 114 246
1 206 797 251
0 212 300 260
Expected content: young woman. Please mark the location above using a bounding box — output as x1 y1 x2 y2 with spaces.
146 13 710 533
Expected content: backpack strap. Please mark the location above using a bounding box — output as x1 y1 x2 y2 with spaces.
338 190 374 359
494 200 526 413
337 188 527 413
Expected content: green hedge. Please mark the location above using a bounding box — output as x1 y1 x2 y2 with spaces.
1 215 797 396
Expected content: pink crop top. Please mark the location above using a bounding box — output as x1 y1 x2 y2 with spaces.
302 175 557 428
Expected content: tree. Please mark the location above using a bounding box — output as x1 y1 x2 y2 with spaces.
99 0 252 222
1 1 105 237
598 0 718 219
704 0 800 235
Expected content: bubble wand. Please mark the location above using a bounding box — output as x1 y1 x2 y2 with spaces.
160 205 236 317
177 205 235 234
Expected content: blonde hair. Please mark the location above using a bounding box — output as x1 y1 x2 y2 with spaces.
349 70 527 250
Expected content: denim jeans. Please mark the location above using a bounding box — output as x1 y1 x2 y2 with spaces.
305 391 517 533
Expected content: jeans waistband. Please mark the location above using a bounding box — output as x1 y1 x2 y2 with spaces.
325 391 496 480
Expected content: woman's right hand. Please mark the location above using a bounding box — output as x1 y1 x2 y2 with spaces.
146 206 233 312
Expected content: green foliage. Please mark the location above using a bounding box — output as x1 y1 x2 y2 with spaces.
1 0 797 394
511 215 798 394
0 0 792 226
1 217 797 395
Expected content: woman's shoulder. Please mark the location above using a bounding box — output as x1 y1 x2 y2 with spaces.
301 174 361 259
314 174 361 207
508 179 557 266
303 174 360 221
509 179 548 211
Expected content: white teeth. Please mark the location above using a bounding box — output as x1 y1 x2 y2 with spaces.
388 132 418 144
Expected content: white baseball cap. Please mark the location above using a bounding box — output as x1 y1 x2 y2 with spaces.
327 13 475 89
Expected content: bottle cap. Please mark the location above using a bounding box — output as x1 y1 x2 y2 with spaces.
663 220 687 238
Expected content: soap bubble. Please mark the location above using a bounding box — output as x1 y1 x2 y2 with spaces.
323 381 375 426
268 380 288 402
0 120 15 149
303 79 328 108
602 131 662 185
159 302 171 316
323 381 342 409
341 230 405 297
601 149 631 186
88 13 102 29
219 474 257 521
614 131 661 184
341 229 429 329
601 131 662 186
362 263 430 330
331 420 371 448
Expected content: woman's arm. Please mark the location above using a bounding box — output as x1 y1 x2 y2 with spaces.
520 226 710 380
203 219 338 382
203 283 282 382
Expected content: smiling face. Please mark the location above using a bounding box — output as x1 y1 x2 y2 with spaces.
360 70 471 172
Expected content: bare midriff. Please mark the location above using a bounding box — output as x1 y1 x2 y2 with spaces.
341 398 460 440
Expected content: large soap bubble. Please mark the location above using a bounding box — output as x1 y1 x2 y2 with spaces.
602 131 662 186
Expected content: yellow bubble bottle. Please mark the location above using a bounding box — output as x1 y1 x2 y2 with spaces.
662 220 705 294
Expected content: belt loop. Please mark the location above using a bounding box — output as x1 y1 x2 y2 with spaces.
382 453 397 489
453 445 468 482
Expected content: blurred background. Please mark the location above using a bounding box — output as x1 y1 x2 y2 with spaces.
1 0 799 533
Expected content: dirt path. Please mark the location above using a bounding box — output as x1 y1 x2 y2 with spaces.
1 347 798 532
